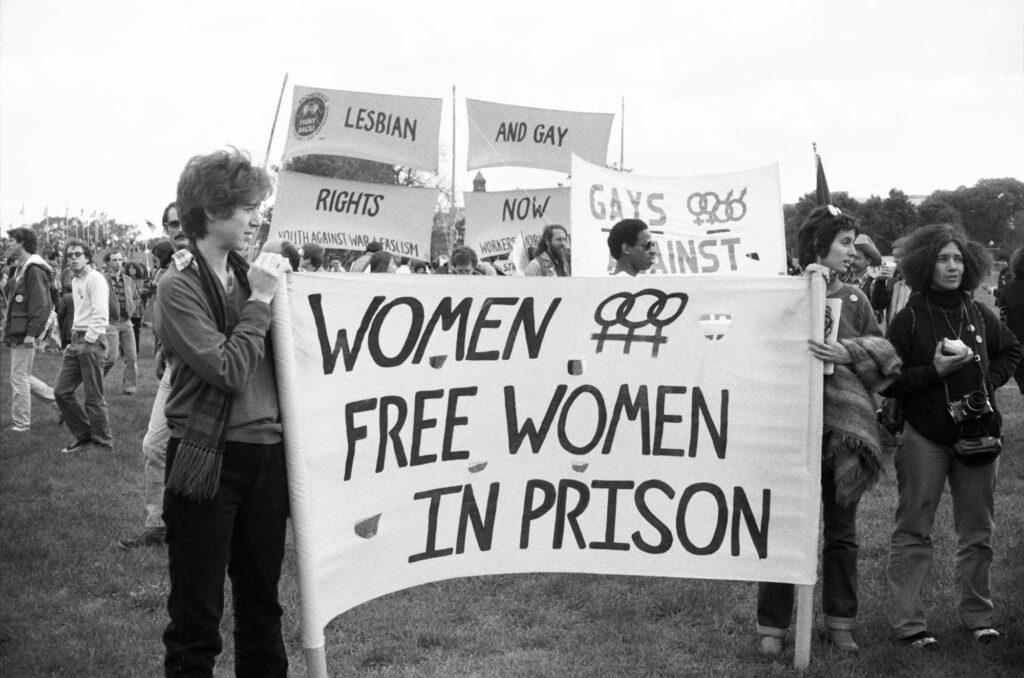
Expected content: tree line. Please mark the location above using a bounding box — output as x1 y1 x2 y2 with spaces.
783 177 1024 259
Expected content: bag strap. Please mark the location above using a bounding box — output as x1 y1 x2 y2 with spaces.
924 296 987 403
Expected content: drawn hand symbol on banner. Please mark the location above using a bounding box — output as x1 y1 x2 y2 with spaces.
687 188 748 226
591 290 688 357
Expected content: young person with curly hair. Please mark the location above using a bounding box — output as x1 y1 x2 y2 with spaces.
882 224 1021 649
156 148 291 676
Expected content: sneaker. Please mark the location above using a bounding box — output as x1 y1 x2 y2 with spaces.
60 438 92 454
118 526 166 550
10 425 30 433
827 629 860 653
971 627 1000 645
900 631 938 650
91 442 115 453
758 635 783 657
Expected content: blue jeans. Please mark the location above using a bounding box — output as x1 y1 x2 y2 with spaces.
9 342 37 428
886 423 997 638
104 319 137 391
757 453 859 636
141 368 173 528
163 438 290 678
54 333 112 446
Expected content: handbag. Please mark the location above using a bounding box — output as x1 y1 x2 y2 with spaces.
953 435 1002 467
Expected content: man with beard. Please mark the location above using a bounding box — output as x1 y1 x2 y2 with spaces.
523 224 571 277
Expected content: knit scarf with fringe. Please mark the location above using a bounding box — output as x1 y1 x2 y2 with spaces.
165 245 250 502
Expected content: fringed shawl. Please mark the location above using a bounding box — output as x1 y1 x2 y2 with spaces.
823 336 902 506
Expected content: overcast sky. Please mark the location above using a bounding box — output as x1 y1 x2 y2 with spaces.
1 0 1022 233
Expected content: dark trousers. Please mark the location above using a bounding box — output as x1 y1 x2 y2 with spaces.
757 456 859 633
131 315 142 352
163 438 290 678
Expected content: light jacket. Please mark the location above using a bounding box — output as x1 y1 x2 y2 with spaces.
104 269 141 321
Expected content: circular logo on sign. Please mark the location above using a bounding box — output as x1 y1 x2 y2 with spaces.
293 94 327 138
14 294 24 303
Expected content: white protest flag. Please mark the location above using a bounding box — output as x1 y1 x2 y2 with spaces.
466 99 614 172
509 231 530 274
463 187 569 258
273 273 824 652
570 155 787 277
283 85 443 172
269 170 436 261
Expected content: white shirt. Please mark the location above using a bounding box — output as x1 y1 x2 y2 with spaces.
72 267 110 343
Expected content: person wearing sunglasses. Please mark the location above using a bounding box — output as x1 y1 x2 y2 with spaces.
53 239 113 454
607 218 656 276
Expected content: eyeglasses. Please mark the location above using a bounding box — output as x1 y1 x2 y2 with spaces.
165 220 180 228
636 240 656 251
66 251 86 259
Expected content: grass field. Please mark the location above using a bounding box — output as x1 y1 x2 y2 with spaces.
1 285 1023 677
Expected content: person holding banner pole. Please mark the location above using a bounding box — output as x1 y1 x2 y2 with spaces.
156 148 291 677
757 206 900 657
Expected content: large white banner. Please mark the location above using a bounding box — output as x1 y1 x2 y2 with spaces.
283 86 442 171
463 187 570 258
273 273 824 648
269 170 436 261
571 156 787 277
466 99 614 172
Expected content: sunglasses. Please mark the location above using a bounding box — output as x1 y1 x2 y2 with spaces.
636 240 656 251
66 251 87 259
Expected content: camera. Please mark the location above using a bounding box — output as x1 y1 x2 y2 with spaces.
947 390 993 424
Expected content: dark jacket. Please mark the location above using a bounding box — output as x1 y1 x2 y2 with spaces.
4 254 54 343
883 290 1022 445
1001 279 1024 344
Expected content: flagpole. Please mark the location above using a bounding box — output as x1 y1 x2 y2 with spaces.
620 95 625 171
263 73 289 170
450 84 457 254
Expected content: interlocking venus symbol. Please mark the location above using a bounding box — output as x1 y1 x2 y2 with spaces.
591 290 689 357
686 188 748 226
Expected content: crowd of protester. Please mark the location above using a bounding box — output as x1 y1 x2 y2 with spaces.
3 148 1023 676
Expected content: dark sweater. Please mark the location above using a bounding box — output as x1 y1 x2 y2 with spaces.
883 289 1021 445
155 253 282 444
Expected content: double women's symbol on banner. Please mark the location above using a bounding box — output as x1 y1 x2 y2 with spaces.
687 188 748 226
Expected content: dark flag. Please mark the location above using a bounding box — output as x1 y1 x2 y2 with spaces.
815 151 831 206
